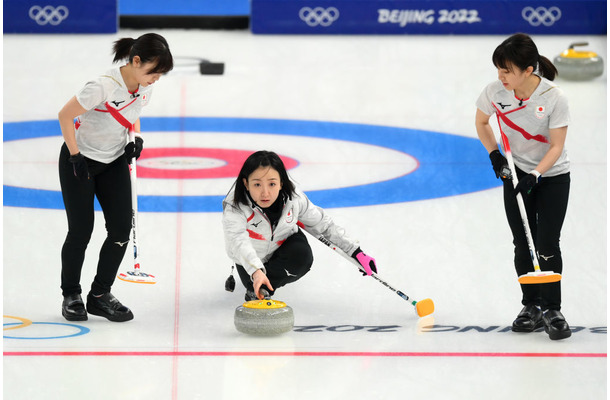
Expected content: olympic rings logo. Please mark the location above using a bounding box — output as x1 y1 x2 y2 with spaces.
299 7 340 27
3 315 89 340
28 5 69 26
522 6 561 27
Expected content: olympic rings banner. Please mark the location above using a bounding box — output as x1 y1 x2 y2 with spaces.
251 0 606 34
3 0 117 33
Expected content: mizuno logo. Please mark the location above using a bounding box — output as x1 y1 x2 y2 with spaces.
539 254 555 261
114 240 130 247
111 100 125 107
251 221 262 227
285 269 297 277
497 102 511 109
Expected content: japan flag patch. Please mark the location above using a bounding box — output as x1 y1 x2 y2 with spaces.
285 207 294 223
535 105 546 119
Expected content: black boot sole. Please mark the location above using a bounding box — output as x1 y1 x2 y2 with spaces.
86 303 134 322
545 325 572 340
62 310 88 322
511 319 543 333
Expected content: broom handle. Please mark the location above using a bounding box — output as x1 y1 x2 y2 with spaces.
500 131 542 273
128 129 141 272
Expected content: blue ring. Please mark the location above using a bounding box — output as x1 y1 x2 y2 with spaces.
3 117 499 212
3 322 90 340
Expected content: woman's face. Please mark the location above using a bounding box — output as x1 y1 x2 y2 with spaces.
243 166 282 208
496 62 532 93
133 56 162 87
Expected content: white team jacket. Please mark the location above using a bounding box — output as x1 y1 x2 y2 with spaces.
222 187 360 278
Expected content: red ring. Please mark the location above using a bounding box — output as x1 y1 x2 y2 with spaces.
136 148 299 179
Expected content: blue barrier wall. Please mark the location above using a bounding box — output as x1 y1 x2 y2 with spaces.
119 0 249 16
251 0 607 34
3 0 118 33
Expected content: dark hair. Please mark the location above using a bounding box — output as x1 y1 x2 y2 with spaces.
232 151 296 206
492 33 557 80
112 33 173 74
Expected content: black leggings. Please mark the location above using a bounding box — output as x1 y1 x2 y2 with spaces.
503 168 570 311
236 229 314 295
59 143 132 296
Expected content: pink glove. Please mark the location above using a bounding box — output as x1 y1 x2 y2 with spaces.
355 251 377 276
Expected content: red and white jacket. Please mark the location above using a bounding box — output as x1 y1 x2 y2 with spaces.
74 66 152 163
222 187 360 278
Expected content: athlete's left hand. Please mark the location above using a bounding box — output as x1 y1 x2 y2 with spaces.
514 173 538 198
125 136 144 160
353 249 377 276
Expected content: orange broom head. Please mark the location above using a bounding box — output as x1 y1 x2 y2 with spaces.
117 271 157 284
415 298 435 317
518 272 562 284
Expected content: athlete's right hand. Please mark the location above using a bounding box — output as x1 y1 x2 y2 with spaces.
489 150 511 181
252 269 274 300
69 152 89 181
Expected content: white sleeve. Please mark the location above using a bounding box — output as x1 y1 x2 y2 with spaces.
549 91 570 129
475 83 495 116
222 202 265 278
295 190 360 256
75 78 108 111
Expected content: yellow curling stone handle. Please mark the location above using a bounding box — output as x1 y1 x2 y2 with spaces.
560 42 599 59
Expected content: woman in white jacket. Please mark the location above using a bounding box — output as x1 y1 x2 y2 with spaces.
222 150 377 301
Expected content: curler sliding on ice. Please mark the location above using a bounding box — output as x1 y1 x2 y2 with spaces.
299 223 434 318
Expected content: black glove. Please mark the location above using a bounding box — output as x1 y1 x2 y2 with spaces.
514 173 538 198
69 152 89 181
489 150 511 181
124 136 144 161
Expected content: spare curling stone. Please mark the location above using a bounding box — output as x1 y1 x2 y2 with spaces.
234 299 294 336
554 42 604 81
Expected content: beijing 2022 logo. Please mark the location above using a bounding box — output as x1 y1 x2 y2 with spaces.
299 7 340 27
29 5 69 26
522 6 561 27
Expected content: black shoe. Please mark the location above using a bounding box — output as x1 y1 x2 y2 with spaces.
86 293 134 322
512 304 543 332
62 293 88 321
542 310 572 340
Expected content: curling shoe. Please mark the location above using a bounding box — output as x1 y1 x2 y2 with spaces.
86 292 133 322
542 310 572 340
62 293 88 321
511 304 543 332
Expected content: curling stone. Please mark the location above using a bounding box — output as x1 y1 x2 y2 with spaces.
554 42 604 81
234 299 294 336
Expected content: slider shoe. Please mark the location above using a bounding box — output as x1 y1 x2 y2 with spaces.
87 292 133 322
542 310 572 340
511 304 543 332
62 293 88 321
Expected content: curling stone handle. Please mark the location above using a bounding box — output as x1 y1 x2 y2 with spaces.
569 42 589 49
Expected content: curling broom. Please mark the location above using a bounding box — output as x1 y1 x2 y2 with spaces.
499 129 561 285
104 102 157 284
299 223 434 317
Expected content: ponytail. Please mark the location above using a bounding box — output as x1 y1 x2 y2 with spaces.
538 55 558 81
112 38 136 63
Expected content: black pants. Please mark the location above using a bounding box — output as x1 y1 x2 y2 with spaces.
59 143 132 296
503 168 570 311
236 229 314 295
